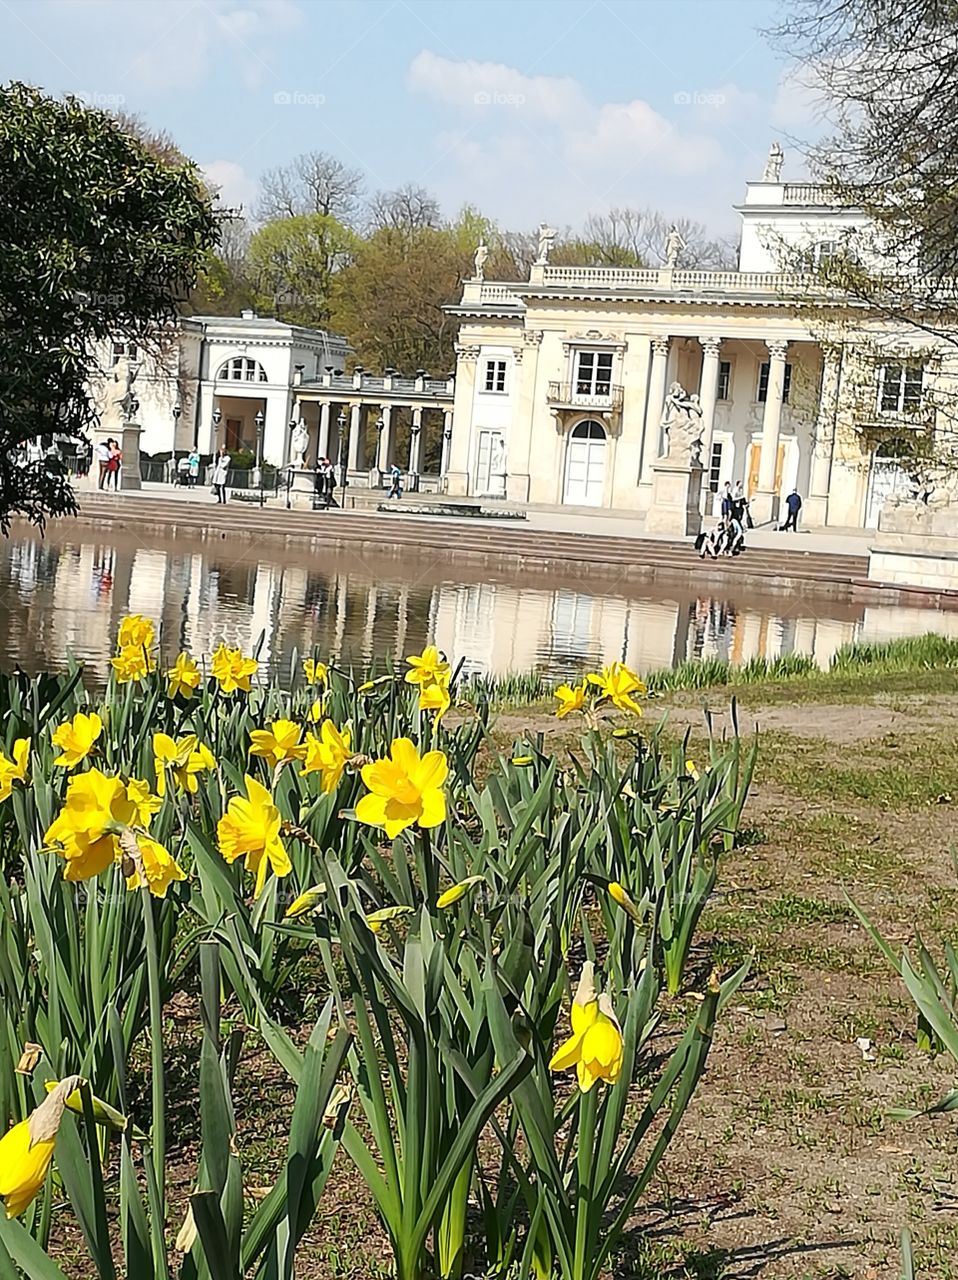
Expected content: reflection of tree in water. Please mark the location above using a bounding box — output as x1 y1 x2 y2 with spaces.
687 597 737 662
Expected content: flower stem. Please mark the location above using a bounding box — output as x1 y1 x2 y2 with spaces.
140 885 167 1205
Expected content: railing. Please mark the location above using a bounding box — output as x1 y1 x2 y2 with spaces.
782 183 843 205
539 264 817 295
543 266 663 288
479 284 522 303
547 381 625 412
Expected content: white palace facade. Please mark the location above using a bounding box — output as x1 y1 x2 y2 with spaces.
444 156 953 529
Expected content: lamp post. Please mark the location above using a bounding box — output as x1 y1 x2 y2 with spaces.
375 416 385 485
254 408 265 506
336 410 347 508
409 419 421 492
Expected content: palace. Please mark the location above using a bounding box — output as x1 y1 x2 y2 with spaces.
443 150 952 529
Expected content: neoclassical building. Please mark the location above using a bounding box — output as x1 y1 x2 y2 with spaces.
444 155 950 528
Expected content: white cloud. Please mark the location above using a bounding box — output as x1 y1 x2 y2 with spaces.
408 50 586 121
202 159 258 214
771 64 827 131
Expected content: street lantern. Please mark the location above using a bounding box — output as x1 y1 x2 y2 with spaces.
253 408 266 506
375 416 385 484
172 404 182 422
336 410 347 507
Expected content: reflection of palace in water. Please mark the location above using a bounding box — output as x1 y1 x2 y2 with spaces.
2 532 957 685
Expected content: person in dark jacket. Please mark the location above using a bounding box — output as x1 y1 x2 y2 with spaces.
780 488 802 531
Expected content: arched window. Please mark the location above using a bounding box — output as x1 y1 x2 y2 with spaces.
216 357 268 383
570 419 606 441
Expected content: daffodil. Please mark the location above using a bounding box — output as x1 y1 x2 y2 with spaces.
111 645 155 683
167 651 202 699
685 758 700 781
249 719 307 769
117 614 155 651
404 645 450 688
549 963 624 1093
586 662 647 715
0 738 30 802
51 711 102 768
303 658 328 686
284 883 327 919
0 1075 83 1217
308 698 324 723
418 680 451 720
365 905 414 933
44 769 140 881
355 738 447 839
124 835 187 897
436 876 484 909
554 682 587 718
210 644 258 694
43 1080 127 1132
151 736 214 796
607 880 643 924
302 721 352 794
217 775 291 898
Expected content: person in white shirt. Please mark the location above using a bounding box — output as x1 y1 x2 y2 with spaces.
211 447 230 504
96 439 111 489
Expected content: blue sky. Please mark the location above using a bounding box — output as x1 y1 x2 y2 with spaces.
0 0 819 238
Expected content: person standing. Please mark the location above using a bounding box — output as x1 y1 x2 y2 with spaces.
188 446 201 487
106 439 122 490
781 488 803 532
96 438 111 489
76 437 91 477
211 446 230 504
387 463 403 500
720 481 733 519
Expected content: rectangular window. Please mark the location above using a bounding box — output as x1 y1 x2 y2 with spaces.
111 340 137 364
758 361 792 404
575 351 614 396
708 441 723 494
483 359 507 393
717 360 731 401
878 363 924 414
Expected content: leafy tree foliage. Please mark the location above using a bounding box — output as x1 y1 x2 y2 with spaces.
246 214 357 327
0 82 218 532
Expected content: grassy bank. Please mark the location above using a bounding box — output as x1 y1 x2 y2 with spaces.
463 633 958 709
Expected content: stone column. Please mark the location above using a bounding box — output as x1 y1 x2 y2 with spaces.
640 337 671 485
347 402 362 471
752 339 789 525
317 402 331 461
440 410 453 476
697 336 722 463
408 407 423 474
378 405 392 471
804 343 841 527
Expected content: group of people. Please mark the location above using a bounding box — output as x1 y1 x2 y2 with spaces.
175 449 202 487
96 438 122 490
314 457 337 505
697 481 751 559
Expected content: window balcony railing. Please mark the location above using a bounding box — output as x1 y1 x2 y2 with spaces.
547 381 624 411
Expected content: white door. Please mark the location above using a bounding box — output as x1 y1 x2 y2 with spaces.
865 448 914 528
563 420 606 506
474 430 505 497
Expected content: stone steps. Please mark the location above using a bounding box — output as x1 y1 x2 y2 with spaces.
65 494 870 595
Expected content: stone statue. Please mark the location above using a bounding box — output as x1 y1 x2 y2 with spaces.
114 362 139 420
291 421 309 468
535 223 557 265
473 239 489 281
660 381 704 465
664 225 685 268
763 140 784 182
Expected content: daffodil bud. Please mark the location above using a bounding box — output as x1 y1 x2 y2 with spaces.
436 876 484 909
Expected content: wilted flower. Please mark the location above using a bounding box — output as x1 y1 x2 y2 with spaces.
51 712 103 768
210 644 258 694
554 682 587 718
249 719 307 770
355 738 447 839
0 1075 83 1217
549 962 624 1092
167 652 202 699
0 738 30 802
217 775 291 898
303 658 328 686
586 662 646 715
404 645 450 688
302 721 352 794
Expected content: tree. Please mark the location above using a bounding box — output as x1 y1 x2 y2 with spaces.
187 215 255 316
246 214 357 327
256 151 365 226
367 184 441 232
0 82 218 532
581 208 736 268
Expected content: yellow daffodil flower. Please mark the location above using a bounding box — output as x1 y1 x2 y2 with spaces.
308 698 324 723
302 721 352 794
0 1075 83 1217
167 651 201 699
365 905 414 933
51 711 103 768
111 645 155 683
44 769 141 881
355 738 447 839
436 876 484 909
153 738 216 796
0 738 30 802
607 880 644 924
284 883 327 919
554 682 587 718
404 645 451 688
249 719 307 770
303 658 328 686
357 675 394 694
418 680 451 720
124 835 187 898
210 644 258 694
549 963 624 1093
217 775 291 899
117 614 155 651
586 662 647 715
685 759 700 781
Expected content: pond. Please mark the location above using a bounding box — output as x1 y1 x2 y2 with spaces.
0 526 953 686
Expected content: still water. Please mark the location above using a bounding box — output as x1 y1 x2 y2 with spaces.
0 527 953 686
